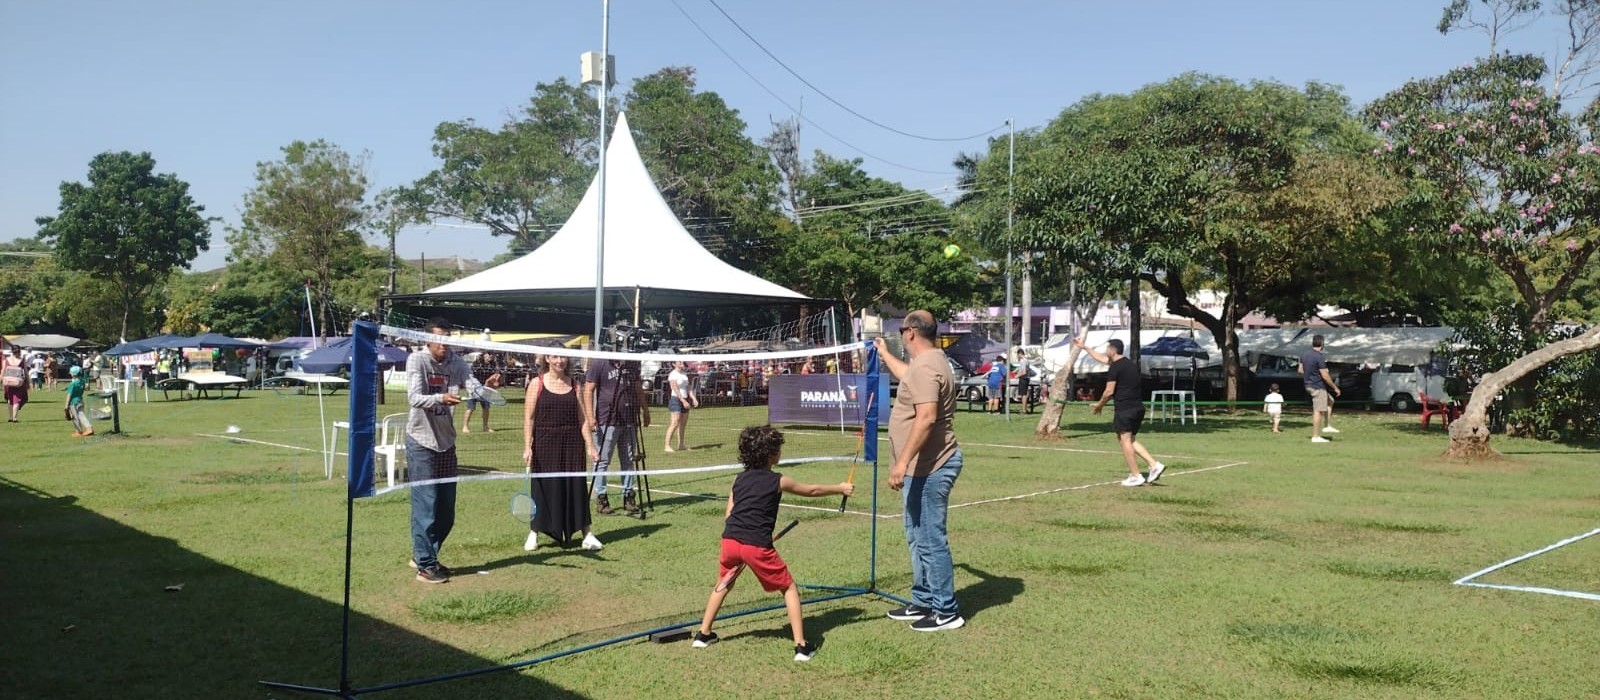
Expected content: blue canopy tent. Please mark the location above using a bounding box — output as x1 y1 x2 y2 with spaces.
103 340 155 356
1140 335 1209 360
185 333 263 349
134 333 191 349
1141 335 1208 390
297 337 409 374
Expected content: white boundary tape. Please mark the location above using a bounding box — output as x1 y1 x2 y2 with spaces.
948 461 1248 510
1454 527 1600 602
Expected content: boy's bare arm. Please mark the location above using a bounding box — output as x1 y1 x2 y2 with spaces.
779 475 855 498
725 490 734 519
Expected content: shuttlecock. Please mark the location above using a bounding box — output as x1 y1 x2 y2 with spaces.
225 425 241 434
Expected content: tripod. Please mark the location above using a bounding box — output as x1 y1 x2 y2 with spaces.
588 359 653 518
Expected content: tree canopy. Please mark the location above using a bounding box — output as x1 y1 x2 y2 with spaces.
961 76 1409 400
34 151 211 340
766 152 978 319
387 79 601 256
235 140 371 339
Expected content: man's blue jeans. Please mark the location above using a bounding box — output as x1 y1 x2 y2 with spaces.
406 437 457 569
592 425 636 497
903 448 962 615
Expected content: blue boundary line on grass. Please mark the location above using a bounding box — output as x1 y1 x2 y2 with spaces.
1454 527 1600 602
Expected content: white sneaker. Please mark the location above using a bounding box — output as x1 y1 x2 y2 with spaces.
1121 474 1147 487
523 531 539 552
1322 426 1341 434
582 533 604 551
1147 463 1166 484
1311 436 1331 443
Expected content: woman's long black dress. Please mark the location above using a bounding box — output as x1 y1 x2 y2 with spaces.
529 381 591 546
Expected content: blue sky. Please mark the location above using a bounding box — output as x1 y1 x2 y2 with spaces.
0 0 1563 270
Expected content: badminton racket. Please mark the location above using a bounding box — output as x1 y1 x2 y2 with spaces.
839 429 865 513
713 520 799 593
468 384 508 407
509 492 538 523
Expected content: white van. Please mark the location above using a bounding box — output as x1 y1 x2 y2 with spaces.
1371 363 1448 411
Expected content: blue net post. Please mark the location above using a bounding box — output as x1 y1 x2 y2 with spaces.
864 344 880 590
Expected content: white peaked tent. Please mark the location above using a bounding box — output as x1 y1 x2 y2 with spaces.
419 112 808 309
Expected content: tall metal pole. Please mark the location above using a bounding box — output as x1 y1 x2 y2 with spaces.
592 0 611 348
1003 118 1014 419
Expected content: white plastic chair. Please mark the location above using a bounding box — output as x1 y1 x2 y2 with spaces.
375 412 407 489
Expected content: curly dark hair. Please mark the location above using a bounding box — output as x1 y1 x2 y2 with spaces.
738 425 785 470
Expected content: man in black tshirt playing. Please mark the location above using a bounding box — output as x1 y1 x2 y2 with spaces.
1075 337 1167 487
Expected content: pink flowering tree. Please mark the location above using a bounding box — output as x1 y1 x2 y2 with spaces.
1367 54 1600 457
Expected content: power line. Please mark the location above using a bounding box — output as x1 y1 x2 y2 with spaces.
703 0 1005 143
669 0 957 176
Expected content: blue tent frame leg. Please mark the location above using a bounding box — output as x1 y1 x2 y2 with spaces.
260 331 899 697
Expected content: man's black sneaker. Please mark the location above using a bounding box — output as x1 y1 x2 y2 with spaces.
622 493 640 513
691 631 719 648
595 495 615 515
415 565 450 584
885 604 932 621
793 642 817 662
910 613 965 632
408 559 452 577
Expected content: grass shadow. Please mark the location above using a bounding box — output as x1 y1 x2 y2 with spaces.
955 563 1024 622
0 475 588 699
734 605 869 651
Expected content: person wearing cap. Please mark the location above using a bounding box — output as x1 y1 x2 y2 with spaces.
65 365 94 437
985 354 1007 413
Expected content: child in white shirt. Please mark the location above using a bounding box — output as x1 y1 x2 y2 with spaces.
1263 383 1284 433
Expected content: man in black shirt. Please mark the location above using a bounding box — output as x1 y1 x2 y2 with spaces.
586 358 649 514
1075 337 1167 487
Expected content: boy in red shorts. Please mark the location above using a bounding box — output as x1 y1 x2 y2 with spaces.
692 425 854 661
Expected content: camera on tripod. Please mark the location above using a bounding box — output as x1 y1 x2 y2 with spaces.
599 323 658 353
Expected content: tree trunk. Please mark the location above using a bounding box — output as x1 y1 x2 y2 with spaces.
1036 328 1090 438
1446 325 1600 459
1221 293 1241 403
1127 277 1141 365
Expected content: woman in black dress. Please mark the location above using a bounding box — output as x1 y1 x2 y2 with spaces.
522 354 603 552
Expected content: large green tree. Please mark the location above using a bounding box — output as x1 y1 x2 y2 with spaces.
964 76 1405 404
1368 53 1600 455
389 79 601 256
35 151 211 340
235 140 370 339
766 152 978 320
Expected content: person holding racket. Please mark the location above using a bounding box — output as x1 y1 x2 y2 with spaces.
874 310 966 632
461 352 502 433
691 425 853 662
522 353 603 552
404 317 483 584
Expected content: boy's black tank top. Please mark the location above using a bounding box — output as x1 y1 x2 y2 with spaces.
723 469 782 547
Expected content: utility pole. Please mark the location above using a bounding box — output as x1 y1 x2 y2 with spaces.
1003 118 1015 420
583 0 614 348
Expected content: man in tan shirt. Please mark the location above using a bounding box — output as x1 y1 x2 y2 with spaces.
873 309 964 632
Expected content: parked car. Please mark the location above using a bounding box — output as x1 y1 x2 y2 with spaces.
957 361 1046 405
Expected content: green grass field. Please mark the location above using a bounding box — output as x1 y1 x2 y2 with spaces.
3 389 1598 699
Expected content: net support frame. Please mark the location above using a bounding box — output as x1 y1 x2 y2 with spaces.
260 321 904 697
